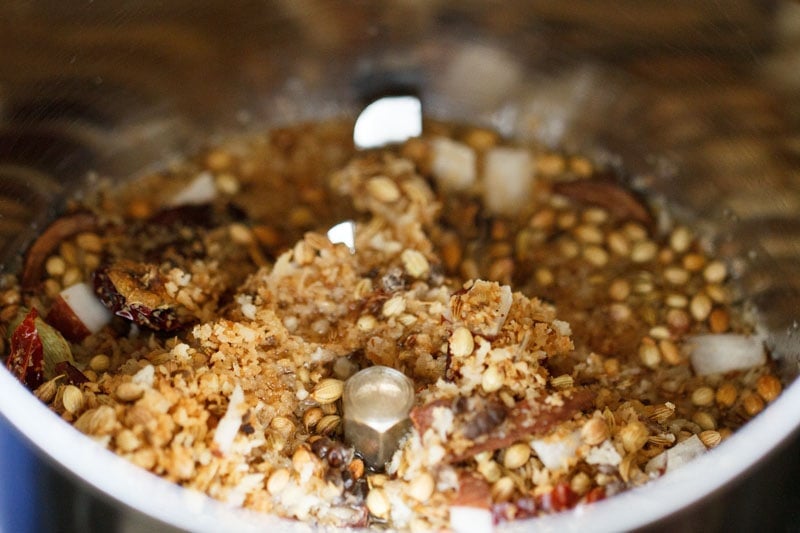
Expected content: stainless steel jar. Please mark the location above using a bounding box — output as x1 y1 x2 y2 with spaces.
0 1 798 531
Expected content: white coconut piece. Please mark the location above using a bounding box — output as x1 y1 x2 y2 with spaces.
482 146 535 215
688 333 767 376
645 434 707 475
450 506 493 533
59 282 113 333
132 364 155 388
552 319 572 336
531 430 582 471
585 440 622 467
438 43 522 108
492 284 514 336
168 171 217 206
213 384 245 454
430 137 476 192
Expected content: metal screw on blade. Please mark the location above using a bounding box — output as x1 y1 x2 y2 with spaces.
343 365 415 470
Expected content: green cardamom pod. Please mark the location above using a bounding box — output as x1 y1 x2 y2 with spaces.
34 317 75 380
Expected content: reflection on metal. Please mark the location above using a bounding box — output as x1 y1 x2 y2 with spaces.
353 95 422 150
342 365 415 469
326 220 356 253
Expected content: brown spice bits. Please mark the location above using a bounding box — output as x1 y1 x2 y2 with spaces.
240 232 365 351
453 471 492 509
450 280 513 338
93 260 195 331
332 153 440 227
410 389 594 463
445 286 573 398
330 153 441 264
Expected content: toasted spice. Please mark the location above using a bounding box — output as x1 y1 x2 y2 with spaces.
699 430 722 448
311 378 345 405
0 119 782 530
691 387 716 407
581 415 610 445
115 382 144 403
715 383 738 407
502 443 532 470
756 374 782 403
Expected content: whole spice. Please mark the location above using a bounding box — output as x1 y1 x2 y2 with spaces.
581 416 610 446
699 430 722 448
1 119 783 531
620 421 649 453
450 327 475 358
715 383 738 407
491 476 516 502
406 472 435 502
62 385 84 414
311 378 345 404
6 309 45 389
115 382 144 403
502 443 532 470
691 387 715 407
742 392 765 417
303 407 324 431
756 375 782 403
33 376 61 403
316 414 341 436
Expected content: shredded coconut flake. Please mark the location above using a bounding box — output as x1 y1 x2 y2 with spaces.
131 364 155 388
213 384 246 454
585 440 622 466
450 506 493 533
646 434 707 475
531 430 582 471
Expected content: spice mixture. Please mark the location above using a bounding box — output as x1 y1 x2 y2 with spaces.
1 120 781 530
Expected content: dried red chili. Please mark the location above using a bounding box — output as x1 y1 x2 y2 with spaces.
584 486 606 504
6 308 45 389
538 481 577 513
